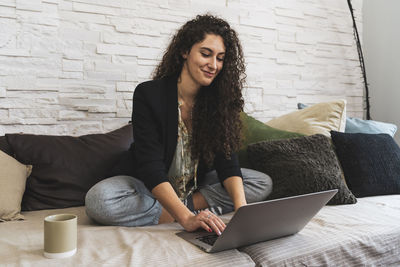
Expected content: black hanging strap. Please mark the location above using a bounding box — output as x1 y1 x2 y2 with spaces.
347 0 371 120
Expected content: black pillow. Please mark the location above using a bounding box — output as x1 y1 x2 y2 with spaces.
0 136 13 156
247 134 357 205
6 124 133 211
331 131 400 197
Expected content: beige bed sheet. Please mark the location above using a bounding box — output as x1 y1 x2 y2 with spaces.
1 195 399 267
239 195 400 266
0 207 254 267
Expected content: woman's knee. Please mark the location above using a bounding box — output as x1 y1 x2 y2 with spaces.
85 175 140 225
85 175 162 226
241 168 273 202
86 176 131 206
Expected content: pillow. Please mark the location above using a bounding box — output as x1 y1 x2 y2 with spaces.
239 112 304 168
297 103 308 109
345 117 397 136
298 102 397 137
0 150 32 221
331 131 400 197
0 136 13 156
266 99 347 136
6 124 133 211
247 134 357 205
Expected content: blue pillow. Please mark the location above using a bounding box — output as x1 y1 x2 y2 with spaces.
297 103 308 109
297 103 397 137
345 117 397 136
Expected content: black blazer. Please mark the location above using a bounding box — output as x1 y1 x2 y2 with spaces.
129 75 242 191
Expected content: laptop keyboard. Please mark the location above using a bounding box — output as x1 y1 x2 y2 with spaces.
197 234 219 246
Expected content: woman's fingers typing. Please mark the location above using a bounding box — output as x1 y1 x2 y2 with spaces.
213 216 226 232
181 210 226 234
198 211 225 235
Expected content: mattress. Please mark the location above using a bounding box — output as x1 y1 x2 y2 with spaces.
1 195 399 266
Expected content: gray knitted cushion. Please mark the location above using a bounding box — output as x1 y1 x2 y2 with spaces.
247 134 357 205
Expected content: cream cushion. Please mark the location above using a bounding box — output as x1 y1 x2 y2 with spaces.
0 150 32 222
266 99 347 136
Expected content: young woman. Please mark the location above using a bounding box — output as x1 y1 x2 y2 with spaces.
85 14 272 236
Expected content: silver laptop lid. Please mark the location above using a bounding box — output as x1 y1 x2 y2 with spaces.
176 189 338 253
209 189 338 252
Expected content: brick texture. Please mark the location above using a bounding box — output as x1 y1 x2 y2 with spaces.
0 0 364 135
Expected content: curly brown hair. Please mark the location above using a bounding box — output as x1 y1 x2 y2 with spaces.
153 14 246 166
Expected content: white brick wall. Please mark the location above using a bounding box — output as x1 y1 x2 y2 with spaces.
0 0 364 135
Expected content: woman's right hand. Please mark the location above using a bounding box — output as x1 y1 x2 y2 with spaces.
151 182 226 235
180 210 226 235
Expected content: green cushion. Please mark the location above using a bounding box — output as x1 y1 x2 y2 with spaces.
239 112 304 168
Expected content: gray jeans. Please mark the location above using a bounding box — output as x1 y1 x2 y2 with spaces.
85 168 272 227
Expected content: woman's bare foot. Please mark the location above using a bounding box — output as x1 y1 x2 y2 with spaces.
157 192 209 224
157 207 175 224
192 191 209 210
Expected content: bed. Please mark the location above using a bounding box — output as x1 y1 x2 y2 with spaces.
1 195 399 266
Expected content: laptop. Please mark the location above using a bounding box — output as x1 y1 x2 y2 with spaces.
176 189 338 253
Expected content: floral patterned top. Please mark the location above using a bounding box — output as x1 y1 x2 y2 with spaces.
167 101 199 200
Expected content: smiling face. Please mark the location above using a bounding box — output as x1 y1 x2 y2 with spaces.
181 34 226 89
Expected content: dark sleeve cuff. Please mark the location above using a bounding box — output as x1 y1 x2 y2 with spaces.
214 152 243 185
135 161 169 192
